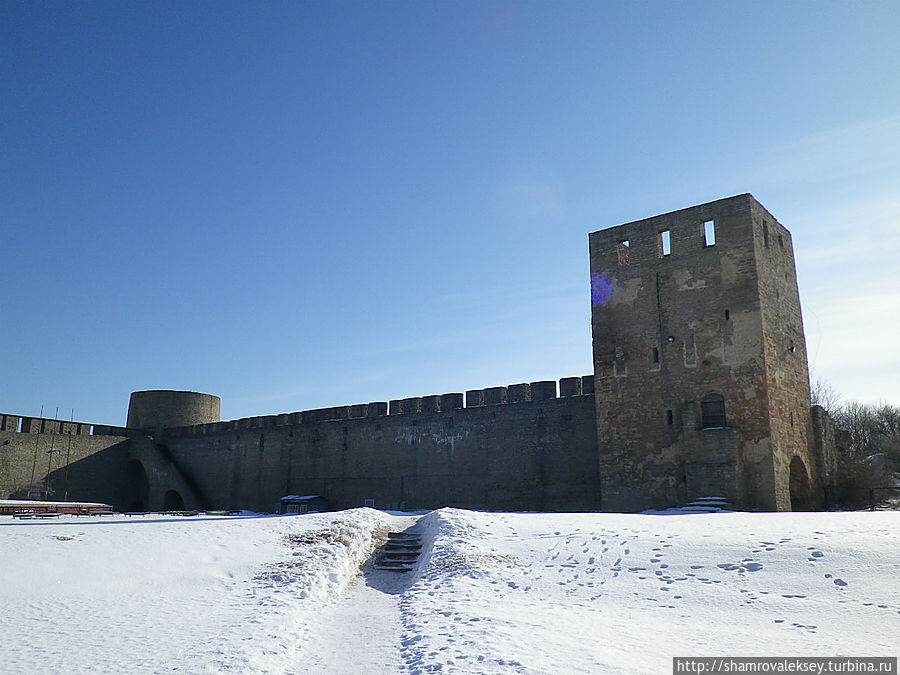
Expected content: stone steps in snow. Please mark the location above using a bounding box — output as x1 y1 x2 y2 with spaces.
682 496 732 512
375 531 423 572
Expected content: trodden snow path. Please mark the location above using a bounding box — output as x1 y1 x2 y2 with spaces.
299 515 422 674
300 562 411 673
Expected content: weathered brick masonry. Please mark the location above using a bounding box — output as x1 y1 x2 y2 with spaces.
589 194 818 511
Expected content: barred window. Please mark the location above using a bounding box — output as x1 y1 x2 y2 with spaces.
701 393 726 428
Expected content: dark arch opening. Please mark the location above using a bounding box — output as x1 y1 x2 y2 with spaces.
701 393 726 428
124 459 149 512
789 456 813 511
163 489 185 511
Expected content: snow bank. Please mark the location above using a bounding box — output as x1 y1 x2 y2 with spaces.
201 508 399 673
0 508 394 674
254 509 392 602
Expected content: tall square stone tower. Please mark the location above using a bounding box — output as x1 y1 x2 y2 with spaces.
589 194 816 511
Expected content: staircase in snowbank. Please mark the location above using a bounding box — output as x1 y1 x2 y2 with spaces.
681 496 732 512
375 531 423 572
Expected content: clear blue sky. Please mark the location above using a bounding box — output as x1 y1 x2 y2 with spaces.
2 1 898 425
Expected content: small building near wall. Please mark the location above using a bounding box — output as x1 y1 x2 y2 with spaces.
274 494 328 514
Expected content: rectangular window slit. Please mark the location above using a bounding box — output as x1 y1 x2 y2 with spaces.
659 230 671 256
703 220 716 246
763 223 769 248
615 346 627 377
666 410 674 425
652 347 660 364
684 333 697 366
617 239 630 266
725 309 730 321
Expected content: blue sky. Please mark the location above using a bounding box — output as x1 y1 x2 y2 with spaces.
2 1 898 425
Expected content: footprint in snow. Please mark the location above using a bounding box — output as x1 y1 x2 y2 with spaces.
833 578 848 587
718 562 762 573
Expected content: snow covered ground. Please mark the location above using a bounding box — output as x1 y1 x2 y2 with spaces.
1 507 897 673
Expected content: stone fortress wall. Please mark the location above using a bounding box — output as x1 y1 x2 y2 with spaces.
1 376 601 513
0 195 845 514
0 415 130 505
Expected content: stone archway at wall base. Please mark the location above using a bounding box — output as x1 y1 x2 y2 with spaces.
789 456 813 511
163 489 185 511
124 459 150 512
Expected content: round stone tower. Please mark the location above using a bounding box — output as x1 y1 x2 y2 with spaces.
126 390 221 430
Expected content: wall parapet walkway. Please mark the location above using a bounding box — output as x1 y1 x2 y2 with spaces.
156 374 595 438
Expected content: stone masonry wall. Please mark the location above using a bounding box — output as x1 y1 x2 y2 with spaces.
590 194 779 511
1 378 599 513
749 199 817 509
156 380 599 513
0 418 130 503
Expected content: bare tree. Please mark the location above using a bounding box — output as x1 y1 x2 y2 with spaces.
810 376 842 415
834 401 900 465
828 400 900 507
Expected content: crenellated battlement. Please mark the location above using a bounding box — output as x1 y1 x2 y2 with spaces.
156 374 595 438
0 414 127 437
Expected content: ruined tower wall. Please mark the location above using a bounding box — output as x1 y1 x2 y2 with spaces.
748 200 817 509
589 194 788 511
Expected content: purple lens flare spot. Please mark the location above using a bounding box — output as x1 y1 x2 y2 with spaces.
591 274 613 306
